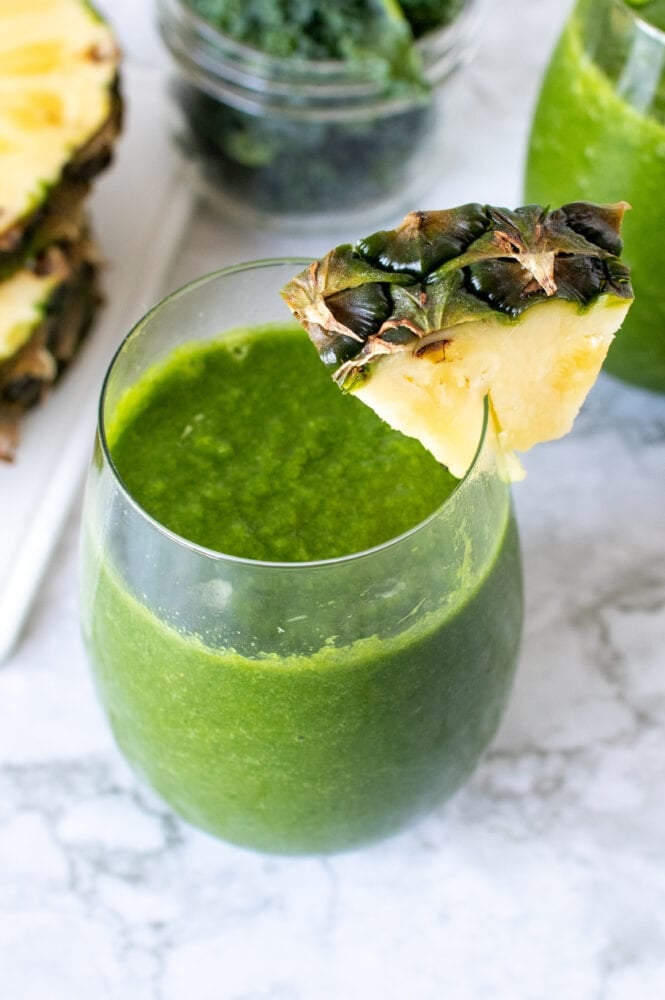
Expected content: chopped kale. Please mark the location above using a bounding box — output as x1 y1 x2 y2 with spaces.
399 0 464 36
176 0 468 219
185 0 463 71
176 81 435 214
187 0 401 58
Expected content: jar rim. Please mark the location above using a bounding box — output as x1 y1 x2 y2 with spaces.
157 0 480 117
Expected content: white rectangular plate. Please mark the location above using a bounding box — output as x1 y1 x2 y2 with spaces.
0 65 195 662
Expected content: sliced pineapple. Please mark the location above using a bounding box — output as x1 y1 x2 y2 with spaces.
281 201 633 478
0 0 121 273
0 251 68 366
0 231 100 461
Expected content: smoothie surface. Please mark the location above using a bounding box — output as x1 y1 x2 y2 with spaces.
108 323 459 562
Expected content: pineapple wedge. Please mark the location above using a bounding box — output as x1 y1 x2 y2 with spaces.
281 201 634 478
0 0 121 275
0 231 100 461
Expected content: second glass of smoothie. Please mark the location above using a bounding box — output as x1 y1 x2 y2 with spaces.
80 260 523 854
525 0 665 393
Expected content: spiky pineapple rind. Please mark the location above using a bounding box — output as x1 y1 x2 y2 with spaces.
281 200 634 479
281 201 634 392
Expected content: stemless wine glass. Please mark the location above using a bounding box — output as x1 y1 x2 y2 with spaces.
525 0 665 392
80 260 523 855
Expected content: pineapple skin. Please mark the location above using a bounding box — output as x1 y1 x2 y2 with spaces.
0 232 101 462
282 201 634 478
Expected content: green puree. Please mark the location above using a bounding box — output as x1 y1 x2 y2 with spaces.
108 323 459 561
83 509 522 855
84 321 523 853
525 9 665 391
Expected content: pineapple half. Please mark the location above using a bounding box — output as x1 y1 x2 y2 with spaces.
281 201 634 479
0 231 100 461
0 0 121 276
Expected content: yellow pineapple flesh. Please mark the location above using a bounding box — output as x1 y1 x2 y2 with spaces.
0 0 121 263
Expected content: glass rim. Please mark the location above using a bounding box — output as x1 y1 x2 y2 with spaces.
614 0 665 41
98 257 492 571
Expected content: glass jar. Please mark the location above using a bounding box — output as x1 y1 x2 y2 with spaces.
80 259 523 854
525 0 665 393
157 0 479 232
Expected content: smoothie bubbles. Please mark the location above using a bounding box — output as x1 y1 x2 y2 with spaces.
526 0 665 392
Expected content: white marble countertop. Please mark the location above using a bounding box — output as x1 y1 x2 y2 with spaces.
3 2 665 998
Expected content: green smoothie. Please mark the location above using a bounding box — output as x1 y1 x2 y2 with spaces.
525 0 665 391
107 324 459 562
82 321 522 853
